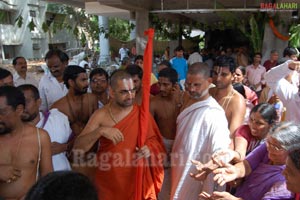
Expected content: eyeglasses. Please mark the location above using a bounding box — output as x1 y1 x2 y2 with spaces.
266 140 285 151
91 78 107 84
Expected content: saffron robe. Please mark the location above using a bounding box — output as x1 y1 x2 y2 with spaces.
95 105 165 200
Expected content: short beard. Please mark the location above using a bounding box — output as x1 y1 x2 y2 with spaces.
21 112 38 122
0 124 12 135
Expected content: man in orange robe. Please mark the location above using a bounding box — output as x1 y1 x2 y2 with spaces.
73 70 165 200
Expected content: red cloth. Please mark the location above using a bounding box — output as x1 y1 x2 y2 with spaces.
263 60 278 71
95 106 165 200
235 124 262 154
244 85 258 106
296 193 300 200
150 83 160 96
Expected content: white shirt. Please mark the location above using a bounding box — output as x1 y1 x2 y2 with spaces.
13 72 39 88
265 61 300 123
119 47 129 61
36 109 71 171
187 52 203 66
38 73 68 112
245 64 266 91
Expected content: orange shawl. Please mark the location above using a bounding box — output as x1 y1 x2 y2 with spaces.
95 105 165 200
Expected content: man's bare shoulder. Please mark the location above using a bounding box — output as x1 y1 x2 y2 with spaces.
23 124 50 141
51 96 67 110
232 90 247 105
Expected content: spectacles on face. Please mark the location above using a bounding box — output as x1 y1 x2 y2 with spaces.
266 140 285 151
91 78 107 84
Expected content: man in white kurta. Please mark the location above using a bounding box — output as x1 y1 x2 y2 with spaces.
171 62 231 200
264 60 300 123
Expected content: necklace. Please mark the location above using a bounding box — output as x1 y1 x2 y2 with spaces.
220 90 235 111
108 103 118 124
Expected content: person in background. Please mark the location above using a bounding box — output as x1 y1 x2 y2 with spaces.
12 56 39 88
0 68 13 87
38 49 69 112
89 68 109 108
263 50 279 71
187 46 203 66
244 52 266 97
170 46 188 89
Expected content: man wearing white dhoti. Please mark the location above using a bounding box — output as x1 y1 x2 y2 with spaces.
171 62 231 200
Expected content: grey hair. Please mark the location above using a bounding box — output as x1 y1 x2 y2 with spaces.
269 122 300 152
188 62 211 78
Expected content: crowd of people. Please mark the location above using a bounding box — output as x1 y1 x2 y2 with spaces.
0 44 299 200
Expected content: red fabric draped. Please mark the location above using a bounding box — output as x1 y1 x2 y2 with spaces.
135 28 155 200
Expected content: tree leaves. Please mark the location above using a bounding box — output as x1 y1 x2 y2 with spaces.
15 15 23 28
27 18 36 31
289 24 300 48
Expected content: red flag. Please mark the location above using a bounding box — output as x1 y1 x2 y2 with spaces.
135 28 154 200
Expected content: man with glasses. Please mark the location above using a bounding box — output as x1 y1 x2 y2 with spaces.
89 68 109 108
73 70 165 200
171 62 231 199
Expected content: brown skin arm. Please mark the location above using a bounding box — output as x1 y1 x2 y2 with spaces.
229 95 246 137
51 142 68 155
233 136 248 161
39 129 53 177
73 109 104 152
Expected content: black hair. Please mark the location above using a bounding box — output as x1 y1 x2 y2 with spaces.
215 55 236 73
289 148 300 170
63 65 86 89
0 86 25 110
250 103 277 125
175 46 184 52
0 68 13 80
283 47 298 57
236 66 246 76
12 56 25 66
45 49 69 63
89 68 108 81
159 60 172 68
25 171 98 200
125 64 143 80
17 84 40 100
134 55 143 62
233 82 246 99
158 68 178 84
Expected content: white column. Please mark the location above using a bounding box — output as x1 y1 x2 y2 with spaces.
98 16 110 65
135 10 149 55
129 20 136 41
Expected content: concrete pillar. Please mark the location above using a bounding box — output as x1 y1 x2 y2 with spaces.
98 16 110 66
135 10 149 55
261 14 289 63
129 19 136 41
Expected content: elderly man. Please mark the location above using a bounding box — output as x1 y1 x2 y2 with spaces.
171 62 231 199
